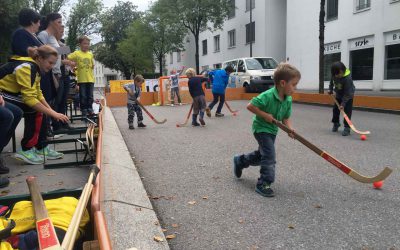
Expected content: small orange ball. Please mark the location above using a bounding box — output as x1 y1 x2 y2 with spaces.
360 135 367 141
373 181 383 189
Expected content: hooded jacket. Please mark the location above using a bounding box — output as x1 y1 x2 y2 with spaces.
329 69 355 106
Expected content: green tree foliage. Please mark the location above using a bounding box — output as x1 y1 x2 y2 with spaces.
30 0 68 15
66 0 103 51
162 0 233 73
95 1 141 79
117 20 154 75
146 0 186 75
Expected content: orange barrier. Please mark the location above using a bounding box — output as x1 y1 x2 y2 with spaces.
94 211 112 250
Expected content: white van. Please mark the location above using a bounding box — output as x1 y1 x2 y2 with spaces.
222 57 278 93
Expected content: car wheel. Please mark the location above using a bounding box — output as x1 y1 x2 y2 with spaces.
243 82 251 93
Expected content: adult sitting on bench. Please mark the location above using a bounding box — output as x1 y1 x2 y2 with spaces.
0 45 69 165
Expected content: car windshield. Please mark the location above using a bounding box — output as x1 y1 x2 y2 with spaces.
245 58 278 70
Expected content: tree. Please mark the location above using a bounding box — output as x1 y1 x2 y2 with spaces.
147 0 186 75
66 0 103 51
319 0 326 94
163 0 233 74
30 0 68 15
117 20 154 75
95 1 141 79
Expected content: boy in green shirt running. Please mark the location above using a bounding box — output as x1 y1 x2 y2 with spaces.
233 63 301 197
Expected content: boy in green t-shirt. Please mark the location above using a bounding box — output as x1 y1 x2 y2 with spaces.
68 35 94 117
233 63 301 197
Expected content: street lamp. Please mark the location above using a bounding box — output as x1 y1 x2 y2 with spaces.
250 0 253 57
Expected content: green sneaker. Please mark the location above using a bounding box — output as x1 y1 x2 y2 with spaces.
35 146 64 160
255 182 275 197
13 148 44 165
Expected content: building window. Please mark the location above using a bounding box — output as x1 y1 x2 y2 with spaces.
214 63 222 69
350 48 374 80
177 51 181 62
245 22 255 44
355 0 370 11
169 52 173 64
202 39 208 55
324 53 341 81
214 35 220 52
385 44 400 79
246 0 255 11
228 29 236 48
201 65 209 72
227 0 235 19
326 0 338 21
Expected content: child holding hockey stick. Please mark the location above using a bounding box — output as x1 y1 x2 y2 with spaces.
123 75 146 130
232 63 301 197
328 61 355 136
185 68 208 126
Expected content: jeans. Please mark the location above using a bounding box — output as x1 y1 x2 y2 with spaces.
208 93 225 113
170 87 181 104
79 83 94 113
52 76 70 130
332 98 353 128
237 133 276 184
0 102 23 153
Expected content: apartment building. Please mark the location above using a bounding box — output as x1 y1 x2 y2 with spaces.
94 59 124 88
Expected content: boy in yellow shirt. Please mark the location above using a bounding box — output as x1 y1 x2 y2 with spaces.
68 35 94 117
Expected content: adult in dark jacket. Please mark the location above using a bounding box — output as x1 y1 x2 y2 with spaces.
328 61 356 136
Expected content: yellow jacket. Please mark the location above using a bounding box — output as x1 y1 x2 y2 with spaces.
0 56 44 107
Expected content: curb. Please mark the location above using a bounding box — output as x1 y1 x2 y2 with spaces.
100 107 170 250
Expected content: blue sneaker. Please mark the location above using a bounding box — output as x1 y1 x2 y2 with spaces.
233 155 243 178
35 146 64 160
13 148 44 165
255 182 275 197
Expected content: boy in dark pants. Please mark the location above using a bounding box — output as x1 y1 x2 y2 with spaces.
123 75 146 130
185 68 208 126
233 63 301 197
328 62 355 136
206 65 234 117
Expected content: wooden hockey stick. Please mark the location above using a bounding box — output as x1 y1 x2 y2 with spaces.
329 94 370 135
274 119 392 183
62 165 99 250
225 101 238 115
176 104 193 127
26 176 62 250
136 101 167 124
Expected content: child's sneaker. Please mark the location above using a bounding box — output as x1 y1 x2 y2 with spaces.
35 146 64 160
342 127 350 136
0 177 10 188
170 104 174 107
137 122 147 128
332 123 340 132
179 103 182 106
199 117 205 126
129 124 134 130
255 182 275 197
205 107 211 117
233 155 243 178
215 112 224 117
13 148 44 165
192 121 200 127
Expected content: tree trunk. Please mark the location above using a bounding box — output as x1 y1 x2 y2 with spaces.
194 34 200 74
159 56 163 76
319 0 326 94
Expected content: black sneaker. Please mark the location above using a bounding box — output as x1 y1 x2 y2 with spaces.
0 157 9 174
255 182 275 197
129 124 134 130
233 155 243 178
62 123 72 130
0 177 9 188
199 117 205 126
342 127 351 136
192 121 200 127
137 122 147 128
215 113 224 117
332 123 340 132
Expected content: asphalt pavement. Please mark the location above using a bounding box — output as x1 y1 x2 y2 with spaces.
112 101 400 250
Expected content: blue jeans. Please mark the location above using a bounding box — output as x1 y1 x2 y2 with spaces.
237 133 276 184
208 93 225 113
0 102 23 153
52 76 70 130
79 83 94 113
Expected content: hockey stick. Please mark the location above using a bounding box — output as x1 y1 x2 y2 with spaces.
26 176 62 250
225 101 238 115
136 101 167 124
273 119 392 183
62 165 99 250
176 104 193 127
329 94 370 135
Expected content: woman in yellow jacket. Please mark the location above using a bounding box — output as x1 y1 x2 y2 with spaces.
0 45 69 165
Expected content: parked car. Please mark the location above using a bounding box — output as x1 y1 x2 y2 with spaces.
222 57 278 93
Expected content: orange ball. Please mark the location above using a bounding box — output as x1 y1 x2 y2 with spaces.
360 135 367 141
373 181 383 189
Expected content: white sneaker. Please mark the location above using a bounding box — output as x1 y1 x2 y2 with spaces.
179 103 182 106
171 104 174 107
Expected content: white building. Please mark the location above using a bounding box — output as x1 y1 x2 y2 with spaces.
166 0 400 91
94 59 124 88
